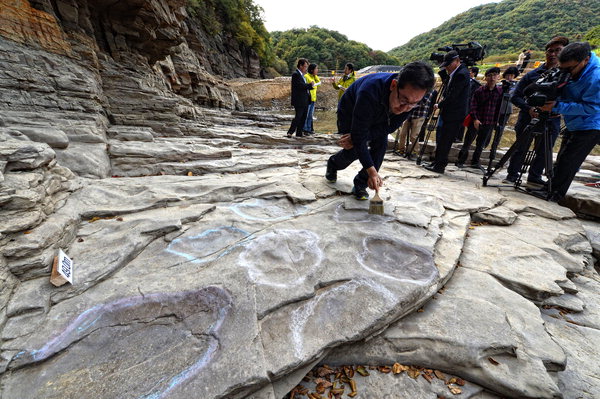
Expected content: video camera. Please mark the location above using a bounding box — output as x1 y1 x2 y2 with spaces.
523 68 570 107
430 42 486 66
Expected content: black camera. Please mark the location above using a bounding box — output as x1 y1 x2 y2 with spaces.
430 42 486 66
524 68 570 107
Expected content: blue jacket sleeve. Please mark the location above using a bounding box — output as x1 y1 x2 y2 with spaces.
553 77 600 117
350 93 378 170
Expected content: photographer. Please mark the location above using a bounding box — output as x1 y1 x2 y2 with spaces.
503 36 569 186
425 51 470 174
539 42 600 202
325 62 435 200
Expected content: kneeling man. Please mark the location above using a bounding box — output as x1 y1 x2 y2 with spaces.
325 62 435 199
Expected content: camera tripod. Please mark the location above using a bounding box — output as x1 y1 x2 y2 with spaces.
484 87 512 175
483 111 554 200
415 82 446 165
392 88 441 160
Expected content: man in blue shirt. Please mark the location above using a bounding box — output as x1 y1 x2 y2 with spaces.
325 62 435 200
504 36 569 186
539 42 600 201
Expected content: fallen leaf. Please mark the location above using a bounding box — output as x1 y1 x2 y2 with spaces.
116 217 124 221
449 386 462 395
422 373 433 383
77 237 84 242
455 378 466 386
378 366 391 373
407 368 420 379
314 378 332 388
488 357 500 365
23 231 32 234
296 386 309 395
343 366 354 378
187 171 193 176
417 308 424 312
89 216 101 223
315 379 332 394
316 365 335 377
434 370 446 380
356 365 370 377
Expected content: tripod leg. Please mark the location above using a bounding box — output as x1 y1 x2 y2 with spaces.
392 127 401 155
517 130 539 188
416 116 436 165
543 125 553 198
483 123 535 186
486 125 504 175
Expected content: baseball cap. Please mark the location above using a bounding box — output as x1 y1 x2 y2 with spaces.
439 50 459 67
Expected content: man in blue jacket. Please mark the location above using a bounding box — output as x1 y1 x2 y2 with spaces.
539 42 600 201
325 62 435 200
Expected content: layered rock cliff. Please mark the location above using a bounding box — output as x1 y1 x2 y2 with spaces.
0 0 264 180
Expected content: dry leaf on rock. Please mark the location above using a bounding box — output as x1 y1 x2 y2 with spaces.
392 362 408 374
407 368 420 379
434 370 446 380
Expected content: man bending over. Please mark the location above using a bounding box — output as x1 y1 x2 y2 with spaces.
325 62 435 200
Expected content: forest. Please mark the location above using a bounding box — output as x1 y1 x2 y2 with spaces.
389 0 600 65
186 0 600 75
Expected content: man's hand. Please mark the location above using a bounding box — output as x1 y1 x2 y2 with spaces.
337 134 353 149
433 103 439 110
366 167 383 190
539 101 556 113
473 119 481 130
528 107 539 118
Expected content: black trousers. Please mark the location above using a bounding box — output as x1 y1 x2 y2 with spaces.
328 134 388 191
432 119 463 170
552 129 600 198
457 124 494 165
288 105 309 136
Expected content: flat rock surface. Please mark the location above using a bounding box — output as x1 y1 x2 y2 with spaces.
2 10 600 397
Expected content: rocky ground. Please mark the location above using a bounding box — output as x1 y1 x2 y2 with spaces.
2 105 600 398
2 1 600 398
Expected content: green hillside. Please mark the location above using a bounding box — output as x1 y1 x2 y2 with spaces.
271 26 399 73
389 0 600 64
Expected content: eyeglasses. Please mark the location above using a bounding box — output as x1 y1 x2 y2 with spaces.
560 59 584 74
397 90 420 108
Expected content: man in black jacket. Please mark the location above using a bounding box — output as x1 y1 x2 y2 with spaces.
425 51 470 173
503 36 569 186
287 58 314 138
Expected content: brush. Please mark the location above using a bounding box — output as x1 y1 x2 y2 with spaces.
368 188 384 215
